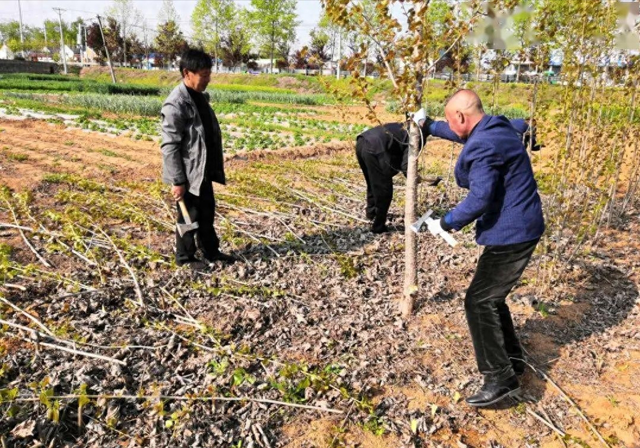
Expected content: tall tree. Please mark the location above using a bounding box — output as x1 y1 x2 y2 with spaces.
249 0 299 73
191 0 235 72
155 20 187 69
107 0 142 66
308 27 331 74
159 0 180 24
87 17 123 63
220 21 253 72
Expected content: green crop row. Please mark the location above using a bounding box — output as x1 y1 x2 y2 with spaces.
0 76 161 96
0 73 328 105
3 92 318 118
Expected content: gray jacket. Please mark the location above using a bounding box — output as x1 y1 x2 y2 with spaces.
160 82 226 196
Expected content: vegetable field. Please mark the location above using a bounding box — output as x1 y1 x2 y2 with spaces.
0 70 639 448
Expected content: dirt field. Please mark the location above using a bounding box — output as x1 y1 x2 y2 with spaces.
0 116 639 448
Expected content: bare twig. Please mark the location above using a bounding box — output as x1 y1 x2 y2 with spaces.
0 322 126 366
513 358 610 448
9 393 343 414
1 283 26 291
95 227 143 305
0 296 56 338
217 213 281 257
2 199 52 268
526 408 566 437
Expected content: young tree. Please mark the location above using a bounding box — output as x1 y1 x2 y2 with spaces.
155 20 187 70
249 0 299 73
309 28 331 74
106 0 142 66
291 47 309 70
220 22 253 71
322 0 485 318
191 0 235 72
87 17 123 64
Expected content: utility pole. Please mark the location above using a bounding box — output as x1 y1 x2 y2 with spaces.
143 23 149 70
18 0 25 58
77 23 83 65
53 8 68 74
83 24 88 65
97 15 117 84
336 32 342 80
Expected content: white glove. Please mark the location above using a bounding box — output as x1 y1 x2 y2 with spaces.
427 216 443 236
412 108 426 127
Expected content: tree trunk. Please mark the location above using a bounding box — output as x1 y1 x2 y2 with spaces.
400 27 426 319
123 25 127 67
400 120 421 318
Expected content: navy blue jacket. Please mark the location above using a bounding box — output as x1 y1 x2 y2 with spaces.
429 116 544 246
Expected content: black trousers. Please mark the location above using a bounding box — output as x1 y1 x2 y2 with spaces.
175 180 220 264
355 138 394 232
465 239 539 383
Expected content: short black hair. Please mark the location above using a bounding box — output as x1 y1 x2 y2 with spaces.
179 48 212 77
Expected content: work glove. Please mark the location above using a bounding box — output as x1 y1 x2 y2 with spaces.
427 216 445 236
426 214 458 247
413 109 434 137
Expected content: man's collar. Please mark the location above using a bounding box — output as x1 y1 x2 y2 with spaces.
467 114 489 140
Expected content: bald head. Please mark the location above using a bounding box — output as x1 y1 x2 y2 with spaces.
443 89 486 139
445 89 484 115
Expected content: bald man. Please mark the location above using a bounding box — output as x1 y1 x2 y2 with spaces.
421 89 545 407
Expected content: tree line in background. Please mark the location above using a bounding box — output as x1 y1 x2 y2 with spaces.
1 0 637 77
0 0 461 74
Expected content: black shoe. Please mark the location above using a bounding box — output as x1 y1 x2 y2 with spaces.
204 251 238 264
465 376 521 407
371 225 389 234
513 362 526 376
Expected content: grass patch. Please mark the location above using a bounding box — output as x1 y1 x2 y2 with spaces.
5 152 29 161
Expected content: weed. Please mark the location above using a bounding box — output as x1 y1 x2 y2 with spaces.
6 153 29 162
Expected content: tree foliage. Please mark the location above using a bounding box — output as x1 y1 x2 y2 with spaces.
154 20 188 69
87 18 123 64
0 18 82 54
220 21 255 71
158 0 180 24
248 0 299 73
106 0 142 65
191 0 235 71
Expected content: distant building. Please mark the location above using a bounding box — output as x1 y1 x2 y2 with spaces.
0 44 15 60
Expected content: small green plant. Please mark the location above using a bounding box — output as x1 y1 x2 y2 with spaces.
536 302 550 318
6 153 29 162
99 149 119 157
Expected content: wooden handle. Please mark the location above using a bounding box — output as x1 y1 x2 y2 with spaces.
177 200 192 225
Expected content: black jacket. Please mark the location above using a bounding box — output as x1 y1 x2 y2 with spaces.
357 122 426 177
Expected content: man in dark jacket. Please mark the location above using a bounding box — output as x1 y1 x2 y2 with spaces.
161 49 235 268
356 122 415 233
422 89 544 407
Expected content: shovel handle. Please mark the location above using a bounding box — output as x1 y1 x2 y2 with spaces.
177 200 192 225
439 231 458 247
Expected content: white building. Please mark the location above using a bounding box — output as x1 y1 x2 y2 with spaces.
0 44 15 60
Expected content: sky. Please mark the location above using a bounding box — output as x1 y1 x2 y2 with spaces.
0 0 325 48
